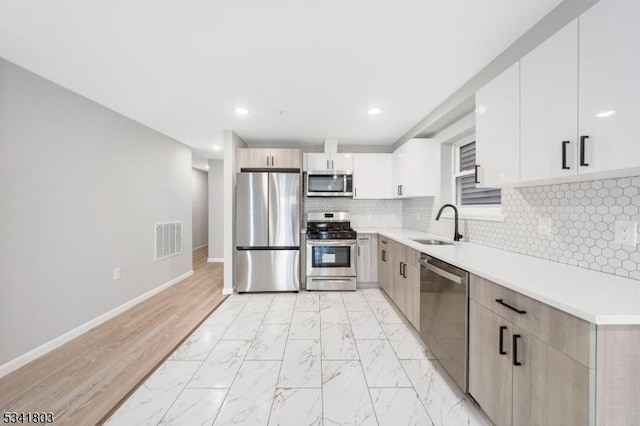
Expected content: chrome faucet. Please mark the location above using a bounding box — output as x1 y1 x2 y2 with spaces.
435 204 463 242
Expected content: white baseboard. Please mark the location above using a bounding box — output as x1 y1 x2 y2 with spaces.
193 244 208 251
222 287 234 295
207 258 224 263
0 270 194 379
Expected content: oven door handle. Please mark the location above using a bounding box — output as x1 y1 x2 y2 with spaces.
420 260 465 285
307 241 356 247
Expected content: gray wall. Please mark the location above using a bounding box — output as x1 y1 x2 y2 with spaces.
191 168 209 249
0 58 193 366
208 160 224 259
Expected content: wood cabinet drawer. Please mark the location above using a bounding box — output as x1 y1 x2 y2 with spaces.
400 245 420 267
471 274 592 368
470 274 522 322
386 237 420 267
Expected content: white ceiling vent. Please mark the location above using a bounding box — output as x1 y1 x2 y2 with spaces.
155 222 183 261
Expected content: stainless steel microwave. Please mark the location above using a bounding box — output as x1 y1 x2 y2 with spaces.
306 171 353 197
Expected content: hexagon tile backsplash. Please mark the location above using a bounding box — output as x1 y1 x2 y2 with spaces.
304 197 403 228
404 175 640 281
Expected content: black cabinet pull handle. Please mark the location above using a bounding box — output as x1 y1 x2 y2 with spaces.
562 141 570 170
475 165 480 184
495 299 527 315
580 135 589 166
381 250 386 262
402 263 407 278
499 326 507 355
399 262 404 276
513 334 522 366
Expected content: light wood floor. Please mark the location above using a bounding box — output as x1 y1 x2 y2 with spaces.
0 247 225 425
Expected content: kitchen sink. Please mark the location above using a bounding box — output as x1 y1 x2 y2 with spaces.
411 239 453 245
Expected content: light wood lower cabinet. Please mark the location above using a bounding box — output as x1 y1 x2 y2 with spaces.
378 238 390 294
378 238 420 331
356 234 378 283
402 262 420 329
512 326 590 426
470 298 590 426
469 301 513 426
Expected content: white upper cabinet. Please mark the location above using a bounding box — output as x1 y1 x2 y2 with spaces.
303 153 353 172
393 138 440 198
304 153 330 171
353 154 393 199
331 154 354 171
578 0 640 175
520 20 578 182
475 62 521 187
475 0 640 186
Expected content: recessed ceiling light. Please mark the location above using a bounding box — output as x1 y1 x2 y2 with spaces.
595 110 615 118
368 107 381 115
235 107 249 115
213 145 222 151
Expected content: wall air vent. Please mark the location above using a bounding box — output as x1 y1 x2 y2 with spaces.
154 222 183 261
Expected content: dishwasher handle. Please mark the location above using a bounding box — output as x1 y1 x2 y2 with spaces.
420 258 467 285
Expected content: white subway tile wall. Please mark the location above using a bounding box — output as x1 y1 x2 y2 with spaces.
403 175 640 281
304 198 403 228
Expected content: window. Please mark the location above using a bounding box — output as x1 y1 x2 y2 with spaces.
453 140 502 208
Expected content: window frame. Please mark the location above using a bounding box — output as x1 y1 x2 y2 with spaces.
447 136 505 222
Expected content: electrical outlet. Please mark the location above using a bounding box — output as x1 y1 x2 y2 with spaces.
537 217 552 236
615 221 638 246
113 267 121 280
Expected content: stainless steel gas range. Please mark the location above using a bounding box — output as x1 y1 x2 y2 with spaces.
305 212 357 291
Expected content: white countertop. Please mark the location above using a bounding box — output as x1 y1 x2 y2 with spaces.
355 227 640 325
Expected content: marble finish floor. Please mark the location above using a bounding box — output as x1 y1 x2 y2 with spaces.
106 289 489 426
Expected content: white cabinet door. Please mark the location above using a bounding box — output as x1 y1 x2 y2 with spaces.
304 153 353 171
304 153 330 172
330 153 354 172
475 62 521 187
393 139 440 198
404 139 440 198
520 20 578 182
579 0 640 175
353 154 393 199
392 145 406 197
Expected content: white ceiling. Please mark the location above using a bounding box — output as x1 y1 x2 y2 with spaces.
0 0 562 160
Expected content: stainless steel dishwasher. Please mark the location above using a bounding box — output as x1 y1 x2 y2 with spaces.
419 254 469 392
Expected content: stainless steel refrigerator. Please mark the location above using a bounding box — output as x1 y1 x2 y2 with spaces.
236 172 300 292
